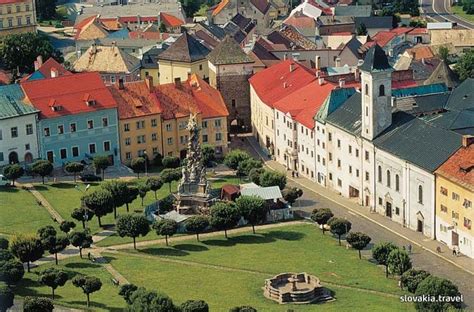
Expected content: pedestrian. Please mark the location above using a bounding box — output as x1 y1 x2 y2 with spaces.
291 171 295 178
436 246 441 253
407 244 412 254
452 248 456 256
296 171 299 178
87 252 91 260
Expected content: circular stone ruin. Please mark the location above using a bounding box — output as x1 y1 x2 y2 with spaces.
263 272 333 304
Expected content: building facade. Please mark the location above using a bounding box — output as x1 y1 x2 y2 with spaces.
0 0 36 37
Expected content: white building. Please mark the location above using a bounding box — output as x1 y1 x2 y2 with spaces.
0 85 39 166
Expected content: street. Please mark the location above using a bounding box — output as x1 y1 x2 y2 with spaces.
420 0 474 29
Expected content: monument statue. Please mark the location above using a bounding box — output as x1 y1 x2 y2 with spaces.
175 113 212 214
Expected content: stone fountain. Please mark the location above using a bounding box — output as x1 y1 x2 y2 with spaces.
175 113 212 214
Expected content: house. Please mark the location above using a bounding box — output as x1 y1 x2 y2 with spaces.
73 16 109 41
423 60 460 90
157 32 211 84
21 72 121 167
140 46 167 86
435 137 474 258
0 84 39 166
73 44 141 85
23 56 72 82
355 16 392 37
363 27 414 55
316 16 355 36
223 13 256 47
159 12 184 33
283 12 317 39
207 35 254 132
430 29 474 53
334 5 371 17
0 0 37 37
248 37 280 72
406 28 430 44
288 0 331 21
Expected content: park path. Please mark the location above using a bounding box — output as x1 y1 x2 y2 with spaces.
22 183 64 223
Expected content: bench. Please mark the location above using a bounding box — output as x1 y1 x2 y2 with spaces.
111 278 120 286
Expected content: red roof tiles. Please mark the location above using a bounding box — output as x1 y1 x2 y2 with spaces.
37 58 71 79
21 72 117 119
212 0 229 16
436 143 474 191
160 12 184 28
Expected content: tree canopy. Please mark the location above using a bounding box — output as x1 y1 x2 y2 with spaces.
224 149 251 170
23 296 54 312
184 215 209 241
235 195 267 234
72 275 102 307
130 157 146 178
282 187 303 205
328 217 352 245
259 170 287 190
401 269 431 293
69 231 93 258
160 168 182 192
116 214 151 249
346 232 371 259
454 49 474 81
372 242 399 277
93 156 110 180
2 164 24 186
10 235 44 272
180 299 209 312
146 177 163 199
64 162 84 183
209 202 241 239
0 283 14 312
82 188 114 227
311 208 334 234
38 268 68 299
387 249 412 276
414 276 462 311
162 156 181 169
31 160 54 184
154 219 178 246
0 259 24 285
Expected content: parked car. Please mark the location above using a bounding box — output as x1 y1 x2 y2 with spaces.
80 174 102 182
0 175 10 186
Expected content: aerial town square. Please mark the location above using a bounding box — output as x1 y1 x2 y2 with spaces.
0 0 473 310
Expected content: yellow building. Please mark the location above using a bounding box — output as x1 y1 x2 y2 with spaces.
435 138 474 258
111 74 229 162
0 0 37 37
157 32 210 84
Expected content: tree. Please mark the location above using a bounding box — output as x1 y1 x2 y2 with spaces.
162 156 180 169
311 208 334 234
93 155 110 180
130 157 146 178
103 180 129 219
282 187 303 206
0 251 13 262
82 188 114 227
116 214 150 249
372 242 399 277
415 276 461 311
401 269 431 293
454 49 474 81
48 236 69 265
438 46 449 63
137 183 150 206
119 283 138 304
153 153 163 167
184 215 209 241
2 164 24 186
356 23 367 35
235 195 267 234
37 226 69 265
0 259 24 285
153 219 178 246
10 235 44 272
161 168 181 192
327 217 352 246
23 296 54 312
180 300 209 312
59 220 76 234
0 33 63 74
249 167 264 185
64 162 84 183
71 207 94 229
229 306 257 312
126 288 177 311
31 160 53 184
72 275 102 307
146 177 163 199
38 268 68 299
236 158 262 178
0 283 14 312
346 232 371 259
159 22 167 32
0 238 8 250
36 0 57 20
202 145 215 167
123 185 139 212
159 194 175 213
179 0 200 17
223 149 251 169
259 170 286 190
69 231 93 258
209 202 241 239
387 249 412 276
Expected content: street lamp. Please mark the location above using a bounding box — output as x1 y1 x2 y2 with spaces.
75 184 91 229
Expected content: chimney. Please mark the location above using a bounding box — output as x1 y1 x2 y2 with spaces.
50 67 59 78
289 63 294 72
388 49 393 57
145 75 153 93
338 78 345 88
462 135 474 147
354 67 360 81
315 55 321 71
335 57 341 67
318 77 325 85
421 58 426 65
174 77 181 88
283 53 287 60
118 78 124 90
37 55 43 68
283 82 288 88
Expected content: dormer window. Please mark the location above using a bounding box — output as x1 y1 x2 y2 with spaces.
86 99 96 106
83 93 96 106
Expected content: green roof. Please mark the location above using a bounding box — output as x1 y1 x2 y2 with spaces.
207 35 254 65
0 84 38 120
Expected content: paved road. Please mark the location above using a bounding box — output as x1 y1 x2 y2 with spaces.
420 0 474 29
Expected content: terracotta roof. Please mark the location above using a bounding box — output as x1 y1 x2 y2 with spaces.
207 35 254 65
212 0 230 16
21 72 117 119
160 12 184 28
73 45 140 74
129 31 168 40
74 16 108 40
408 27 428 35
390 27 414 35
370 31 397 47
38 58 71 78
155 74 229 120
436 144 474 191
0 0 28 3
158 32 210 62
109 80 162 120
99 18 122 31
249 60 316 108
405 45 435 60
283 14 316 30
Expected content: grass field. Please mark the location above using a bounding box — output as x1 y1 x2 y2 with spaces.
0 187 58 236
451 5 474 23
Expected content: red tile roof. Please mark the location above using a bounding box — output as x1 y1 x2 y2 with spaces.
155 74 229 120
436 143 474 192
37 58 71 79
0 0 28 4
407 27 428 35
160 12 184 28
129 31 169 40
21 72 117 119
212 0 229 16
390 27 413 35
108 80 162 120
249 60 316 108
370 31 397 47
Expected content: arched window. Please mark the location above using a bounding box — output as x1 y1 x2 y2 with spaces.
418 185 423 204
365 84 369 95
395 174 400 192
386 170 391 187
379 84 385 96
378 166 382 183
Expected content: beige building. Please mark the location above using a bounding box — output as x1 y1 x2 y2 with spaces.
0 0 36 37
158 32 210 84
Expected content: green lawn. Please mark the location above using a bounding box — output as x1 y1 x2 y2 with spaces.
451 5 474 22
0 187 58 236
103 223 414 311
16 257 123 312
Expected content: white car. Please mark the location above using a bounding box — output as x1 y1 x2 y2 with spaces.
0 175 10 187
